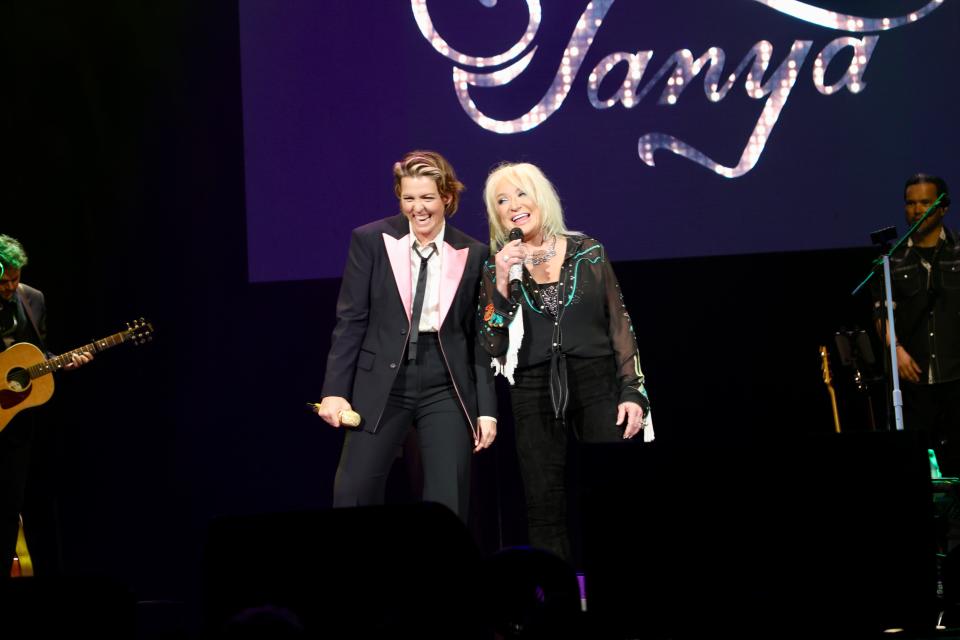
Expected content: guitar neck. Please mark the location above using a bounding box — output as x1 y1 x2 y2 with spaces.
819 345 841 434
27 330 131 379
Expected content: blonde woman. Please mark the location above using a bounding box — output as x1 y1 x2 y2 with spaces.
478 162 652 561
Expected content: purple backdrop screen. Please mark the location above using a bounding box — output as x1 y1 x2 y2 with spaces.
240 0 960 282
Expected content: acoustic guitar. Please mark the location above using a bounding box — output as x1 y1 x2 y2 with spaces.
0 318 153 432
819 344 841 433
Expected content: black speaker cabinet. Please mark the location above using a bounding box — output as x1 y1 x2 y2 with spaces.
0 575 134 638
580 431 937 638
204 501 483 638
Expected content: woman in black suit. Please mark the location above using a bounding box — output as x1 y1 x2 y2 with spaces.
315 151 497 520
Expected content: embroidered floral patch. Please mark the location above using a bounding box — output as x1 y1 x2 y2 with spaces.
484 303 506 328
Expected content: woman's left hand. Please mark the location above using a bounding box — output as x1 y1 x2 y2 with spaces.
474 417 497 452
616 401 645 439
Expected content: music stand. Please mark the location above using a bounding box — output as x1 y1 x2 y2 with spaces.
834 328 883 430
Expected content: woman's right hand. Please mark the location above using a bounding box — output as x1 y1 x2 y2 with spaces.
315 396 353 427
494 239 525 299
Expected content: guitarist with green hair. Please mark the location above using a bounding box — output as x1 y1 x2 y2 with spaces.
0 234 92 576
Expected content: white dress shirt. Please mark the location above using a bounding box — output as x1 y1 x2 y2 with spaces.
406 221 496 427
409 222 444 333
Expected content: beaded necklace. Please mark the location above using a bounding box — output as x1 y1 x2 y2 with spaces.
523 235 557 266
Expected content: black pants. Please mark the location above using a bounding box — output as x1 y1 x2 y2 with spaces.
0 412 62 577
333 334 473 520
510 355 627 563
903 378 960 477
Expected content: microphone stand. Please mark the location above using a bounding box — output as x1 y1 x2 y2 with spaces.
851 192 946 431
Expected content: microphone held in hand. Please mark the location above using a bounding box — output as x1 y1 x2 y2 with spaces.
306 403 362 428
508 227 524 303
337 410 362 427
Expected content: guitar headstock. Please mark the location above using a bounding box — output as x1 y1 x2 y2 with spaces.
126 318 154 345
819 345 832 385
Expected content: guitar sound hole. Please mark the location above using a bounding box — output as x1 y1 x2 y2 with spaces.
6 368 30 393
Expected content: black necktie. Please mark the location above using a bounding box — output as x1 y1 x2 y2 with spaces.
408 243 436 361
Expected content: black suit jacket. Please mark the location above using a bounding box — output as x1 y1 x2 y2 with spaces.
0 283 47 353
321 215 496 434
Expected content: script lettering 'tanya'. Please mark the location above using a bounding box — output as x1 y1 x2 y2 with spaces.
411 0 945 178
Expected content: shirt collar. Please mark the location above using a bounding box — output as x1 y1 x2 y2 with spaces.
408 220 445 253
907 226 947 248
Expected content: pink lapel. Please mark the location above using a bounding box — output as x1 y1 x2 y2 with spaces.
439 241 469 328
382 232 412 319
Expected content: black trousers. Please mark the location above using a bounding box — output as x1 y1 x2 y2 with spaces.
0 412 62 577
333 334 473 520
510 355 627 563
903 378 960 477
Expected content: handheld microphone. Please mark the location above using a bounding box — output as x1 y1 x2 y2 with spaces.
306 402 362 427
508 227 524 302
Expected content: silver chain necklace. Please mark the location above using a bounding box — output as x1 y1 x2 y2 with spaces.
524 235 557 266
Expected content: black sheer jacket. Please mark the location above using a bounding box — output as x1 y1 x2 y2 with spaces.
478 234 651 416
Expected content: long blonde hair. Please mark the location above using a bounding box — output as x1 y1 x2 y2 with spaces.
483 163 571 252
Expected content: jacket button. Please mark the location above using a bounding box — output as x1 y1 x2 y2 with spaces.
390 362 397 369
400 329 407 335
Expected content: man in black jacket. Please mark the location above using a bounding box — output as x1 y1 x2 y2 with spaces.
0 234 91 575
875 174 960 473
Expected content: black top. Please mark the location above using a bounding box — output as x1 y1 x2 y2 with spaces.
478 234 650 412
873 226 960 384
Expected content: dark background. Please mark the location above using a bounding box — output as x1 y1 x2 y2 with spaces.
0 0 930 622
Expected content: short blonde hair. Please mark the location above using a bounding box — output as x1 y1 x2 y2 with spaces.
393 150 465 216
484 162 570 252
